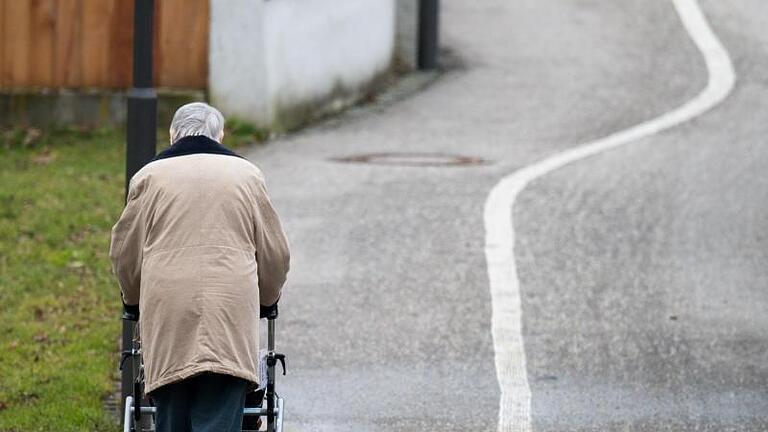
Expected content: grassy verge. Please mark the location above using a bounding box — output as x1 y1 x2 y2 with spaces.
0 127 126 431
0 126 262 431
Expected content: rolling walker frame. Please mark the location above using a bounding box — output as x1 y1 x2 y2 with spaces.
120 304 285 432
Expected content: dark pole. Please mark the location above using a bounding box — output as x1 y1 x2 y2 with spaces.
125 0 157 187
121 0 156 424
418 0 439 69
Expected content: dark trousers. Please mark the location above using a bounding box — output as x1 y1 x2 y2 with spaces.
150 372 248 432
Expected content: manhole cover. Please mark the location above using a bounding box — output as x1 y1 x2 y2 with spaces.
331 152 489 167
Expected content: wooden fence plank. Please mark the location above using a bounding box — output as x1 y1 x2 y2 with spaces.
188 0 210 88
81 0 113 87
29 0 55 87
0 0 5 88
3 0 31 87
108 0 132 88
53 0 83 87
152 0 161 87
1 0 209 90
156 0 208 88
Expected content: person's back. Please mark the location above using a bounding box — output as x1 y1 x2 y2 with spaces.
110 102 289 432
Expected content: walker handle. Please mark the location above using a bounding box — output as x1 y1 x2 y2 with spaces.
260 303 279 320
122 302 140 321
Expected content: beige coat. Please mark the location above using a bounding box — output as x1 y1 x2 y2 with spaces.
109 135 290 394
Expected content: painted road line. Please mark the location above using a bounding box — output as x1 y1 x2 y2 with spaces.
483 1 735 431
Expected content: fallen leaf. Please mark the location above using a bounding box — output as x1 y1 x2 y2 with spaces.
20 392 39 402
22 128 42 147
31 147 56 165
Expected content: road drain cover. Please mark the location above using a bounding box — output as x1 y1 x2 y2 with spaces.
331 152 489 167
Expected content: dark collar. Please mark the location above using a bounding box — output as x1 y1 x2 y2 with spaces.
152 135 244 162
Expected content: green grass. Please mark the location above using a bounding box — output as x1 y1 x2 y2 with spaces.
0 126 262 431
224 118 270 148
0 127 126 431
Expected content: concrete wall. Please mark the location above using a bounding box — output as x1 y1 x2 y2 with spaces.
210 0 398 131
209 0 271 124
396 0 420 71
0 89 203 128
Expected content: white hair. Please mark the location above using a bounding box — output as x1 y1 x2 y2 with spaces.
169 102 225 144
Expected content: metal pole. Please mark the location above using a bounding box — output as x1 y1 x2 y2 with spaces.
121 0 156 425
267 320 276 431
418 0 439 69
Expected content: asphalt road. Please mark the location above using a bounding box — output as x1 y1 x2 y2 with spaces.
244 1 768 430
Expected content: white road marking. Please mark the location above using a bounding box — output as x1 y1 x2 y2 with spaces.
483 1 735 430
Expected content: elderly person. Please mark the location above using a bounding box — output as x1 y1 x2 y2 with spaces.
109 102 290 432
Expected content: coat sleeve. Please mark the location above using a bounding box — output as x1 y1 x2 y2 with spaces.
109 177 147 307
252 173 290 306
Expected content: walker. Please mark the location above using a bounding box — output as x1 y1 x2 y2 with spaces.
120 303 286 432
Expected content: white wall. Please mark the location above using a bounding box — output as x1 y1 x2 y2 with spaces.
210 0 397 129
209 0 270 123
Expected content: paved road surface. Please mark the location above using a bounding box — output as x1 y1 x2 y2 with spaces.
245 0 768 430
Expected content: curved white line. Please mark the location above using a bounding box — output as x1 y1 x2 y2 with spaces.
484 1 735 430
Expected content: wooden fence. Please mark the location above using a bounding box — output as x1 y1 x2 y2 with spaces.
0 0 209 90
